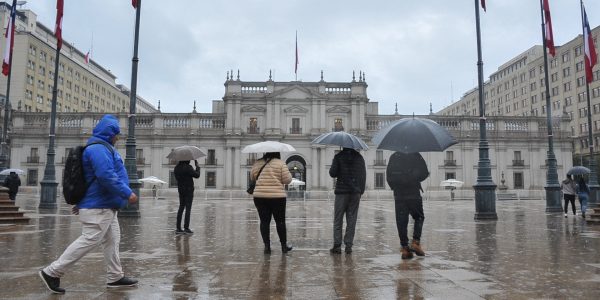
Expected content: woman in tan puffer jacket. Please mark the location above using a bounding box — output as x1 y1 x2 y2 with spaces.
250 152 293 254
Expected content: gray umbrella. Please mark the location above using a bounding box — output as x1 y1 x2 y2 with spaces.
567 166 590 176
311 131 369 150
166 145 206 161
372 117 458 153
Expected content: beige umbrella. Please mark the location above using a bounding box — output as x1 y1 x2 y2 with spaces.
166 145 206 161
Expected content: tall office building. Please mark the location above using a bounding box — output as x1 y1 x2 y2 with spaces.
0 2 157 114
439 25 600 156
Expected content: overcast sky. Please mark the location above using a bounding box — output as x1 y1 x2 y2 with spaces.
22 0 600 114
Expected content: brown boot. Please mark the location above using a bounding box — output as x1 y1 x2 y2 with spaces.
401 246 413 259
410 239 425 256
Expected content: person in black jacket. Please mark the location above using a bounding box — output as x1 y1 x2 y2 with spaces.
386 152 429 259
329 148 366 254
4 172 21 201
174 160 200 234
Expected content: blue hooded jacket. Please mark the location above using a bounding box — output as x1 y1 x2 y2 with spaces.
77 115 132 209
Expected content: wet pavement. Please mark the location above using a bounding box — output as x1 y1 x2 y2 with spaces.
1 195 600 299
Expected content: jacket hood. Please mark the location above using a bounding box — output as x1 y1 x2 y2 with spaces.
91 115 120 143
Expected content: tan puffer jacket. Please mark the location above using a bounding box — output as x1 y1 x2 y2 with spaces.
251 158 292 198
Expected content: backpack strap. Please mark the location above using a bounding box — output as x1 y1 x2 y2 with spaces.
82 140 115 186
255 158 271 181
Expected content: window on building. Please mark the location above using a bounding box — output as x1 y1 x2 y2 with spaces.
27 169 38 186
206 171 216 188
374 173 385 189
207 149 216 165
136 148 144 164
514 172 524 189
563 67 571 77
334 118 344 131
576 61 584 72
445 172 456 180
136 170 144 180
375 150 384 165
291 118 301 134
169 171 177 188
248 117 258 134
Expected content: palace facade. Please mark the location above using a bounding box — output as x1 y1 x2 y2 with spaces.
9 76 573 200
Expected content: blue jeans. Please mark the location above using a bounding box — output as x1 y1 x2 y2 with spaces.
578 194 588 214
394 193 424 247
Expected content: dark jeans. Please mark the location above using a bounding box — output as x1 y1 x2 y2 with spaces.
176 188 194 230
333 193 361 247
564 194 576 215
8 191 16 201
394 193 425 247
254 197 287 245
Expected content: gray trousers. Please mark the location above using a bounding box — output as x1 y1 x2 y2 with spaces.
333 193 361 247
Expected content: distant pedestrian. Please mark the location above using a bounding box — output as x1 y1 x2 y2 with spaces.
576 177 589 219
3 171 21 200
328 148 366 254
386 152 429 259
561 174 577 217
39 114 138 294
250 152 293 254
174 160 200 234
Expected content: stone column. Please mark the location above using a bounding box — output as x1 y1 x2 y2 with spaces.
225 147 232 187
311 147 318 188
233 147 240 188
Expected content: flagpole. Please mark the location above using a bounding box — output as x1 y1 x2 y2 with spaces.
121 0 142 217
473 0 497 220
0 3 16 173
539 0 562 212
581 0 599 207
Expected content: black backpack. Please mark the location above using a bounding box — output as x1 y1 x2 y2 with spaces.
62 141 113 205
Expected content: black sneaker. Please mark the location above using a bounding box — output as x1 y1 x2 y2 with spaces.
184 228 194 234
39 270 65 294
107 276 138 288
330 246 342 254
175 229 185 234
345 247 352 254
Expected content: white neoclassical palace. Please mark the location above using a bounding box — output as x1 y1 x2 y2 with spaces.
8 76 574 200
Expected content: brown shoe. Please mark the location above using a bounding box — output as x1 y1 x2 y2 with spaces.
401 246 413 259
410 240 425 256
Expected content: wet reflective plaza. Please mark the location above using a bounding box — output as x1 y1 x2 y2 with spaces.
1 195 600 299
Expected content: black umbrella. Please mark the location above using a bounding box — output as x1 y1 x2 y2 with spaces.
372 117 458 153
311 131 369 150
567 166 590 176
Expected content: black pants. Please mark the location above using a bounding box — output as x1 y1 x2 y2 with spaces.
8 191 16 201
394 193 425 247
564 194 576 215
254 197 287 245
176 188 194 230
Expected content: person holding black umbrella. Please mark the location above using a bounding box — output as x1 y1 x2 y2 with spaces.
174 160 200 234
386 152 429 259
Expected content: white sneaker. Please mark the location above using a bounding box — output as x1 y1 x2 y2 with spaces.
564 213 568 218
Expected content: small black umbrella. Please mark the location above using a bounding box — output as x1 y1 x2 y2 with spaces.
372 117 458 153
567 166 590 176
311 131 369 150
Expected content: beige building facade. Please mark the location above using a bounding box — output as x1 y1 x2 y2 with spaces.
439 25 600 157
0 3 156 114
8 76 573 200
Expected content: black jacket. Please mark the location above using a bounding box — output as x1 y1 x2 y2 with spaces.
386 152 429 196
4 174 21 193
329 148 366 195
174 162 200 191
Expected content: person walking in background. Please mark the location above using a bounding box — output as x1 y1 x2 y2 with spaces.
39 115 138 294
250 152 293 254
328 147 366 254
174 160 200 234
561 174 577 218
3 171 21 200
386 152 429 259
576 177 589 219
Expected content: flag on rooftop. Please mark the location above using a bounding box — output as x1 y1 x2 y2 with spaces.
2 0 17 76
543 0 555 56
481 0 486 12
582 3 597 84
55 0 64 50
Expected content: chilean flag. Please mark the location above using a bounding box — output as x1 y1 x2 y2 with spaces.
583 4 597 84
2 0 17 76
132 0 137 9
543 0 555 57
481 0 486 12
55 0 64 50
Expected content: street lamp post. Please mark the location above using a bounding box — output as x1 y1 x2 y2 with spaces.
473 0 497 220
539 0 562 212
39 44 62 209
120 0 142 217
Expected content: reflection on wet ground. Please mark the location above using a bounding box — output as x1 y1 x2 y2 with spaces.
1 195 599 299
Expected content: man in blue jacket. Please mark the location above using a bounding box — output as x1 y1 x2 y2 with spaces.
39 115 138 294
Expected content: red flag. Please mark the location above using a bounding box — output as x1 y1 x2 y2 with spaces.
2 0 17 76
481 0 486 12
295 31 299 75
132 0 137 9
583 4 597 84
543 0 555 56
55 0 64 50
84 51 90 64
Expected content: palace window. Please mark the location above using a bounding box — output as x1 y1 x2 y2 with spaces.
514 172 524 189
334 118 343 132
375 173 385 189
248 117 258 134
206 171 216 188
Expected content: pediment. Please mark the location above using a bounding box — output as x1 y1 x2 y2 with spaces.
326 105 351 113
283 105 309 113
270 85 319 99
241 105 266 112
